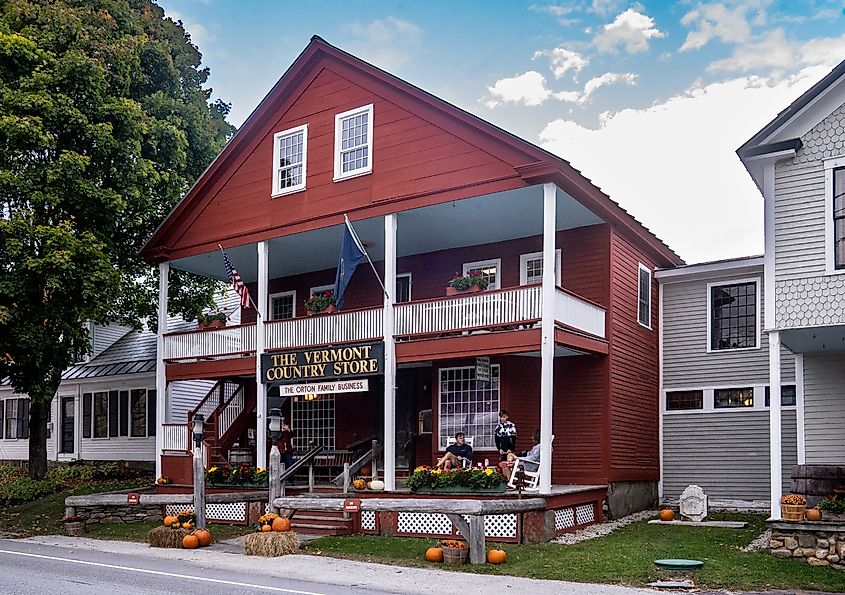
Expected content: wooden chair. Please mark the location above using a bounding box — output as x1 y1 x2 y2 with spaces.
506 434 554 491
444 436 474 468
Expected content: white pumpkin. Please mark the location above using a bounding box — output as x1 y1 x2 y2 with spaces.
368 480 385 491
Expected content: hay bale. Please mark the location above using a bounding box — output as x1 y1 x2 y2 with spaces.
149 526 191 548
243 531 300 557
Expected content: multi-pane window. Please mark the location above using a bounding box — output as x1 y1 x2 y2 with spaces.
3 399 29 439
519 250 561 285
130 389 147 437
463 259 501 291
272 125 307 196
334 105 373 180
438 365 500 450
710 281 757 350
638 264 651 328
714 387 754 408
292 395 335 449
765 385 797 407
666 390 703 411
270 292 296 320
82 389 155 439
396 274 412 303
93 391 109 438
835 168 845 269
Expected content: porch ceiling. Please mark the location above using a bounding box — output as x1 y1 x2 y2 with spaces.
169 184 602 283
781 325 845 353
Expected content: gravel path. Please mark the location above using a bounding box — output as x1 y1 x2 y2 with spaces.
741 528 772 552
553 510 658 545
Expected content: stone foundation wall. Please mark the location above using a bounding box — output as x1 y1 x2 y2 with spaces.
78 504 162 525
770 526 845 568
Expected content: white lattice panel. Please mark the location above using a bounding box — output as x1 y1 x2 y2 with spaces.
555 508 575 530
165 504 193 515
360 510 376 531
207 502 247 521
397 512 452 535
575 504 594 525
455 514 517 538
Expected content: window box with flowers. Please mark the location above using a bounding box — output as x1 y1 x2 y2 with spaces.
446 271 490 296
205 464 269 488
406 465 505 493
197 309 228 330
304 290 337 316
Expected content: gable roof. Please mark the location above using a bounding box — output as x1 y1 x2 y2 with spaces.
142 36 681 267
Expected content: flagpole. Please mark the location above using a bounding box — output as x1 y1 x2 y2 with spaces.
344 214 390 301
218 243 261 318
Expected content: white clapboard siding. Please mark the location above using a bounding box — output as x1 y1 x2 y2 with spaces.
169 380 216 423
0 395 58 462
662 410 797 500
804 352 845 464
79 436 156 462
662 273 795 388
91 324 132 358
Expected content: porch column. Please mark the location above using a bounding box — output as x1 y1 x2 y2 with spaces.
769 330 783 519
539 183 556 495
256 241 269 468
155 262 169 479
383 213 397 491
796 354 805 464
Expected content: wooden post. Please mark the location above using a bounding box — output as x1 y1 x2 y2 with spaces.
280 462 286 497
256 241 269 469
308 462 314 493
155 262 168 480
342 462 351 520
193 451 206 529
383 213 397 491
371 439 379 480
269 445 281 514
446 513 486 565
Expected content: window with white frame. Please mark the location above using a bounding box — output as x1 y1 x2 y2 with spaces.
519 250 561 285
81 389 156 439
3 398 29 439
292 395 335 449
665 390 704 411
334 104 373 180
438 365 499 450
708 280 758 351
270 291 296 320
396 274 412 303
765 385 797 407
463 259 501 291
825 157 845 273
272 124 307 196
714 387 754 408
637 264 651 328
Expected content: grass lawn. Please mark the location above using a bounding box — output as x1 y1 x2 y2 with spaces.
305 513 845 591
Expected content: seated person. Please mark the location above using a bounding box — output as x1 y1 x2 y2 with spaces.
435 432 472 469
499 429 541 480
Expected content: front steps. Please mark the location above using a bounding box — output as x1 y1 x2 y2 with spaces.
290 511 353 536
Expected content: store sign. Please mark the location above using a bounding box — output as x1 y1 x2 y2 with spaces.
279 379 368 397
261 342 384 385
475 356 491 383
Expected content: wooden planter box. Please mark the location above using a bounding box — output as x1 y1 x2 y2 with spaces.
198 319 226 330
412 485 506 494
445 285 482 296
306 304 336 316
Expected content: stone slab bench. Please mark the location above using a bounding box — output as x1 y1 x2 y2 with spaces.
65 490 266 519
272 496 546 564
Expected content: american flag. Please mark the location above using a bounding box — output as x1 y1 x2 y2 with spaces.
223 249 250 309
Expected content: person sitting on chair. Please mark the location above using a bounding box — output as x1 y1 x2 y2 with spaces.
435 432 472 469
499 429 541 480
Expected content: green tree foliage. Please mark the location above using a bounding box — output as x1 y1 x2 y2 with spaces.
0 0 235 478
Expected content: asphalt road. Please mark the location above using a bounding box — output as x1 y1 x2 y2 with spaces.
0 539 393 595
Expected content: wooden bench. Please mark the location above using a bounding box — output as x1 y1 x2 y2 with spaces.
272 496 546 564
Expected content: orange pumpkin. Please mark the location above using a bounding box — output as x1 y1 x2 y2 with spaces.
182 522 193 530
272 517 291 532
182 534 199 549
659 509 675 522
806 507 823 521
425 547 443 562
194 529 212 547
261 524 272 532
487 549 507 564
163 515 178 526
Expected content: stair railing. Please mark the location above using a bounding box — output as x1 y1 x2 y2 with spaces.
332 439 382 487
276 441 325 494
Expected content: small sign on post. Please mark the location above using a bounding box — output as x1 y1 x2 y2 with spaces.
126 493 140 505
475 356 491 383
343 498 361 513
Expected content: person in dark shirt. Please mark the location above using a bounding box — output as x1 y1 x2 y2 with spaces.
275 418 295 470
494 410 517 462
435 432 472 469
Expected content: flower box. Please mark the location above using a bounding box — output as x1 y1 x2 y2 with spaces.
306 304 337 316
198 319 226 330
406 465 506 493
414 485 505 494
445 285 482 296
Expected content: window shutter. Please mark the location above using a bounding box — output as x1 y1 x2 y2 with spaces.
147 390 156 436
119 391 129 437
0 400 4 439
18 399 29 439
82 393 92 438
108 391 119 437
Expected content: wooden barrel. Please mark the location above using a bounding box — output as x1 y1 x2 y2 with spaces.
791 465 845 507
229 448 254 466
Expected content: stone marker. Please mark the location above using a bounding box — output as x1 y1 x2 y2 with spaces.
679 485 708 522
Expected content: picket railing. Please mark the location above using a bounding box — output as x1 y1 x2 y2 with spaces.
554 288 606 338
266 306 383 350
161 423 188 452
164 323 256 361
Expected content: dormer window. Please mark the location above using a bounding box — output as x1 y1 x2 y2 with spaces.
334 104 373 181
272 124 307 196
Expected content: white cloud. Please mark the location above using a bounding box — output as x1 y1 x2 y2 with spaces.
680 3 752 51
580 72 637 102
346 17 422 70
708 30 845 73
537 66 830 263
594 8 665 54
533 47 589 79
486 70 635 107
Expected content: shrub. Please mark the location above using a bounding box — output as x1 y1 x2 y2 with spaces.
0 477 58 504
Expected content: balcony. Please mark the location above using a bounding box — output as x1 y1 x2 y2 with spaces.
162 285 605 363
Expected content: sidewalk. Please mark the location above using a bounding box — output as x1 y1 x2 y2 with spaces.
22 535 653 595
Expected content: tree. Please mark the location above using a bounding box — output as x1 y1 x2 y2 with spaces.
0 0 235 478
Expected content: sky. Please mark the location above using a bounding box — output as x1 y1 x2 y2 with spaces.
160 0 845 264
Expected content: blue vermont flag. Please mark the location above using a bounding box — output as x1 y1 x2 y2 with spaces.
334 216 367 310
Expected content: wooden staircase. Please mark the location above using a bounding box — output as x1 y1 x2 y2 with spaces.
188 379 254 467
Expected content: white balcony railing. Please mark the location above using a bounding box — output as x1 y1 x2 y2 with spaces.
394 286 542 336
164 323 256 361
554 288 606 338
161 423 188 452
266 307 383 350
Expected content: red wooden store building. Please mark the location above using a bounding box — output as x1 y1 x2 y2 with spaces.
142 37 682 540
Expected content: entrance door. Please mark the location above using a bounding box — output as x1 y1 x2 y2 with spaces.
60 397 75 454
396 368 425 470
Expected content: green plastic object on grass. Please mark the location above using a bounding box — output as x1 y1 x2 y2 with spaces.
654 559 704 570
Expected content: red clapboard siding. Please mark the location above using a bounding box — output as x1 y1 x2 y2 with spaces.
607 228 660 482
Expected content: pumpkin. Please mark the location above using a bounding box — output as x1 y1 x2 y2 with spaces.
368 480 385 491
425 547 443 562
194 529 212 547
353 478 367 490
182 534 199 549
659 509 675 522
163 515 178 526
182 522 193 530
806 507 823 521
487 549 507 564
272 517 292 532
261 524 272 532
